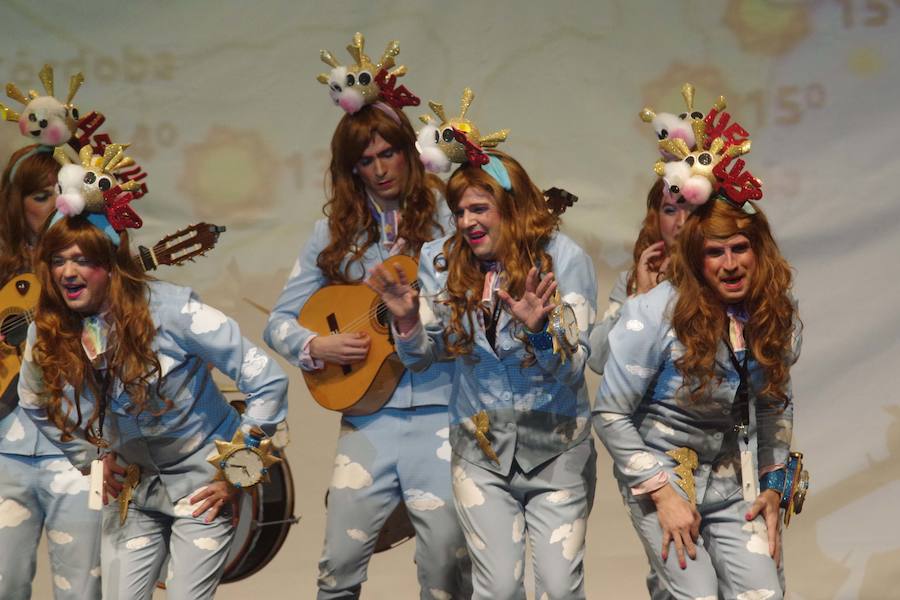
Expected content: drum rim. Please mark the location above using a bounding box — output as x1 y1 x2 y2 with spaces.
222 449 296 583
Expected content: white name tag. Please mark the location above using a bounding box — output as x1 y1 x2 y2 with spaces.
741 450 758 502
89 459 104 511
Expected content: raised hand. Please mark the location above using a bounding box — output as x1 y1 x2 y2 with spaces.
366 262 420 334
635 241 670 295
496 267 558 333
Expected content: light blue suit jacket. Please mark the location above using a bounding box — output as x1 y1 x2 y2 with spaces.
263 200 455 410
592 281 799 503
396 232 598 475
18 281 288 503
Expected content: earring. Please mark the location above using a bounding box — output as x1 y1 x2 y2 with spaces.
352 166 358 175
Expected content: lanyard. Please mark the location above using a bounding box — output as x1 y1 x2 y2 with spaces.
485 296 503 350
480 265 503 349
94 367 112 454
724 337 751 445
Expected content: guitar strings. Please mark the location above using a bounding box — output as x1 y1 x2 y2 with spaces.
330 280 423 335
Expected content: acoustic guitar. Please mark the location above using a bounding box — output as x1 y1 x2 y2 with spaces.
298 254 418 415
0 223 226 418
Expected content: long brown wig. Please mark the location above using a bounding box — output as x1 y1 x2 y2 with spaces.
625 179 665 294
32 217 163 442
318 104 445 283
668 199 797 405
441 151 559 357
0 146 59 281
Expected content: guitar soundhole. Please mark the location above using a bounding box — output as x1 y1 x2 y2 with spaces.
373 306 396 346
15 280 29 296
1 313 28 347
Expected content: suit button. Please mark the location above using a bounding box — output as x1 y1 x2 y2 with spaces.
722 407 731 415
713 432 723 440
502 342 512 351
502 391 512 401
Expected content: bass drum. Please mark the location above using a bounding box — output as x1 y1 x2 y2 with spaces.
156 414 298 588
221 401 298 582
221 439 297 582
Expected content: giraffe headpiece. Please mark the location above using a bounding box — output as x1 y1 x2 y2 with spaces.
51 142 143 245
647 85 763 211
317 32 419 115
639 83 705 160
416 87 510 173
1 64 84 147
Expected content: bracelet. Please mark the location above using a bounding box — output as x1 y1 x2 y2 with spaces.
759 469 789 507
526 328 553 351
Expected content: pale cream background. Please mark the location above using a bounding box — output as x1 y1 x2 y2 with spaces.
1 0 898 598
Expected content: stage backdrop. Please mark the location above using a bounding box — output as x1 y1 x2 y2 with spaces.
2 1 898 598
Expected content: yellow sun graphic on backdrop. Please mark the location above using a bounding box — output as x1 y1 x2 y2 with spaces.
180 127 279 221
724 0 812 57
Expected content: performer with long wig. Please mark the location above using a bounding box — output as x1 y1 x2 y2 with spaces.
370 122 599 598
0 65 103 600
17 141 288 600
262 33 471 599
592 92 804 598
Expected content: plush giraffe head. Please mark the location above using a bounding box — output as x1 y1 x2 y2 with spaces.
640 83 705 160
417 88 510 169
54 143 140 218
316 32 410 115
1 64 84 147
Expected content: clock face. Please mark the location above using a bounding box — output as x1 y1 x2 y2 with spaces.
223 447 265 488
561 304 579 346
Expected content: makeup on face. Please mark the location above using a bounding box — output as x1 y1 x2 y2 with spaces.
23 183 58 239
355 132 406 205
658 196 692 247
455 187 502 260
701 234 757 304
50 243 110 315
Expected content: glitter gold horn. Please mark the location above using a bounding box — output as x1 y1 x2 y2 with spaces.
5 82 29 106
0 103 18 123
459 87 474 120
66 72 85 106
681 82 695 113
428 100 447 124
692 117 708 149
346 31 366 67
79 144 94 168
639 107 656 123
378 39 400 73
38 64 54 97
53 147 72 166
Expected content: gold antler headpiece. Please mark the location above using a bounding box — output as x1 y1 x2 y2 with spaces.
418 87 510 165
51 140 144 243
2 64 84 147
649 85 762 210
316 32 418 114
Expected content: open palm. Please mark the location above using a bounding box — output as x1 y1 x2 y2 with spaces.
496 267 558 332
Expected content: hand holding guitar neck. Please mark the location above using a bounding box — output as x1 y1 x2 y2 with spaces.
367 262 420 335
